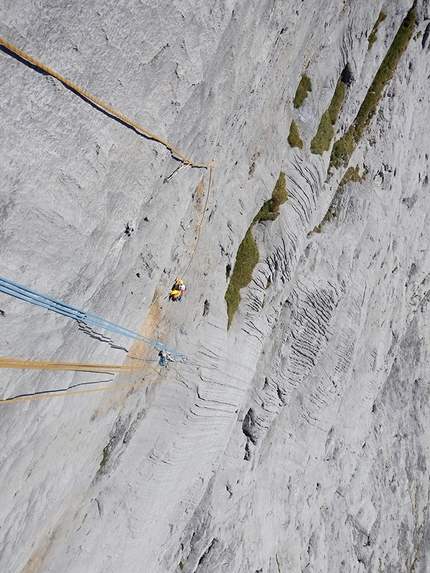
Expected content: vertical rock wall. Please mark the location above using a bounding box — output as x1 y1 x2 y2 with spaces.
0 1 429 572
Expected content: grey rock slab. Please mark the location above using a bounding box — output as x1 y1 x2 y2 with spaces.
1 1 429 572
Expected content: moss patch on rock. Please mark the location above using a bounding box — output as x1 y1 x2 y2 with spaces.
225 226 259 329
322 165 369 225
225 173 287 328
288 120 303 149
293 74 312 108
311 78 346 155
368 11 387 50
330 7 416 171
254 172 288 222
339 165 369 188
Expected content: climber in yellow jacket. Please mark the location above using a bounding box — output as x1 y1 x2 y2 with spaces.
169 278 186 301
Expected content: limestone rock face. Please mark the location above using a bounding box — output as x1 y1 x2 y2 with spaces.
0 1 429 572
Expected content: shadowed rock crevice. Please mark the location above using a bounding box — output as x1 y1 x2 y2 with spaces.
341 62 354 86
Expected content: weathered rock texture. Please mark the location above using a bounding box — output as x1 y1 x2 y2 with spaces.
0 1 429 572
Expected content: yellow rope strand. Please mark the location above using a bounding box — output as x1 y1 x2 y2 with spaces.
0 38 209 169
0 376 179 405
181 161 214 279
0 357 160 375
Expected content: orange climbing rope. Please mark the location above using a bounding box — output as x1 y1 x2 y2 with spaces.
0 358 185 404
180 161 214 279
0 38 209 169
0 357 160 375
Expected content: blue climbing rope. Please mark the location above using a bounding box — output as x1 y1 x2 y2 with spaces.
0 276 186 359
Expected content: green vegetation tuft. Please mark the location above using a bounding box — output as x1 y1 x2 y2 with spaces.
323 209 334 222
339 165 368 187
322 165 368 224
225 226 259 329
100 446 109 469
330 129 355 170
288 120 303 148
254 172 288 222
293 74 312 108
368 11 387 50
272 172 288 206
330 7 416 171
310 110 333 155
225 173 288 328
311 78 346 155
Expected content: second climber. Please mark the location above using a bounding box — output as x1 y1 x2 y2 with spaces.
169 278 186 301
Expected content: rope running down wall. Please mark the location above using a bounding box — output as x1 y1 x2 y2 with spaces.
0 38 209 169
181 161 214 279
0 376 180 405
0 357 161 375
0 276 187 358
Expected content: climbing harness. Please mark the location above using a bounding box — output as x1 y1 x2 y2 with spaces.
0 276 187 359
0 38 209 169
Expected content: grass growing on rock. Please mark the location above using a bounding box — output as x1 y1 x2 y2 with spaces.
368 11 387 50
100 446 109 469
254 172 288 222
225 173 287 328
330 6 416 171
339 165 369 187
311 78 346 155
224 226 259 329
321 165 369 226
293 74 312 108
288 120 303 148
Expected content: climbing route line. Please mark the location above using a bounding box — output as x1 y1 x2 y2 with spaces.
181 161 214 278
0 276 187 359
0 38 209 169
0 375 180 405
0 357 160 375
0 357 185 383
